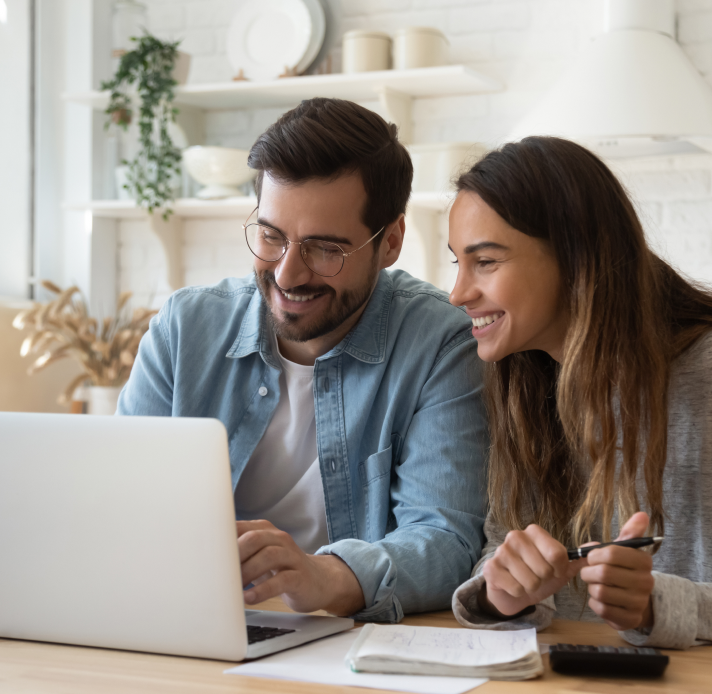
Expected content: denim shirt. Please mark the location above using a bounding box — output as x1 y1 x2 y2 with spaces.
117 269 488 622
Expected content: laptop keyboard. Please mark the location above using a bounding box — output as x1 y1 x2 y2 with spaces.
247 625 296 644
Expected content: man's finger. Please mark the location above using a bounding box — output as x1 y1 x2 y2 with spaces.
244 569 300 605
238 527 291 562
236 519 277 536
241 545 293 586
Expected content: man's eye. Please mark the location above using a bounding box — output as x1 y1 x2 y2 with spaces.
311 243 341 257
260 229 282 244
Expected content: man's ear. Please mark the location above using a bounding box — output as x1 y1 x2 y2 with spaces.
379 214 406 270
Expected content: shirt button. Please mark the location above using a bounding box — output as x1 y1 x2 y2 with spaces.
258 386 268 397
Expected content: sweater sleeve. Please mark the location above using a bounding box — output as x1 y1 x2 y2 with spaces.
452 513 556 632
620 572 712 649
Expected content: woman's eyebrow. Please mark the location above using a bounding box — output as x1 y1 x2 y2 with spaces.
448 241 509 254
256 216 353 246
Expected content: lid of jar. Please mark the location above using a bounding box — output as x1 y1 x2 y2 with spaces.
394 26 449 42
343 30 392 41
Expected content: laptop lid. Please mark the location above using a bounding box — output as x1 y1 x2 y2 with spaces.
0 413 248 661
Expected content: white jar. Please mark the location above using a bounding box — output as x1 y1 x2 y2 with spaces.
393 27 449 70
342 30 392 73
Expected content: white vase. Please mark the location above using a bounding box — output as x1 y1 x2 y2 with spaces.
87 386 123 415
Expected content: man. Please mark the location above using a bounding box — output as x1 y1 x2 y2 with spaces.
118 98 487 623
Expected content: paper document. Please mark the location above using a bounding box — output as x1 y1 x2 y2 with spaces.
346 624 543 680
225 627 487 694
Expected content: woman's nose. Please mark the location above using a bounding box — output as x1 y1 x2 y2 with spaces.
449 268 480 307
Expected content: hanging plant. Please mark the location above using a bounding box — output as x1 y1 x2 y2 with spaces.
101 33 182 219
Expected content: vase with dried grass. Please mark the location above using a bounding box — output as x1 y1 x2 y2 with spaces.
13 281 157 413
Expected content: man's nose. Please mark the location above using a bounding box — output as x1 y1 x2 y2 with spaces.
274 242 313 289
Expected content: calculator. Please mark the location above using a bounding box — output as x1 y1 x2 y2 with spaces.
549 643 669 677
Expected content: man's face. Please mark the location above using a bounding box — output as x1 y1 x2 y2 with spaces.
253 173 381 344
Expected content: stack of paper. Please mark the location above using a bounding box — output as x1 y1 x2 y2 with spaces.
345 624 544 680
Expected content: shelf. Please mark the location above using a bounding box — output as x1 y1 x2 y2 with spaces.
63 65 502 144
63 65 501 111
65 197 259 219
64 192 452 218
66 193 455 292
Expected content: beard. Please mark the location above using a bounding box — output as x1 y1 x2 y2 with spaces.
255 261 379 344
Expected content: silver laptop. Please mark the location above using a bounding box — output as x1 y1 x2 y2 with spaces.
0 412 353 660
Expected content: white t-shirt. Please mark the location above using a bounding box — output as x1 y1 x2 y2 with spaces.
233 332 329 555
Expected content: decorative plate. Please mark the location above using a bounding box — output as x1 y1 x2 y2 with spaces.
227 0 315 81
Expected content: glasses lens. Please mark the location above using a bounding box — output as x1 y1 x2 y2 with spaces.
302 240 344 277
245 224 286 262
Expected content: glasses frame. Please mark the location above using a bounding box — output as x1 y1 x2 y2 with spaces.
242 207 384 278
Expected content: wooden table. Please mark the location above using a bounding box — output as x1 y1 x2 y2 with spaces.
2 597 710 694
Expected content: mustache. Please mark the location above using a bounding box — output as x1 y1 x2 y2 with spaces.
259 270 335 297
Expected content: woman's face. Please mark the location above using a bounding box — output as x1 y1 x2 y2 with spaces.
448 191 568 363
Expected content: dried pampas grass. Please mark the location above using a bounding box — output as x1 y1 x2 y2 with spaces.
13 281 158 404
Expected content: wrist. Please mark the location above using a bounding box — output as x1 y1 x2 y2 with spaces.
479 582 536 620
310 554 365 617
638 596 654 630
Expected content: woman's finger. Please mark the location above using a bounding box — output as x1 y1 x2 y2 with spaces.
522 525 569 579
587 597 643 631
484 556 529 599
615 511 650 542
585 545 654 572
580 563 655 593
587 582 652 611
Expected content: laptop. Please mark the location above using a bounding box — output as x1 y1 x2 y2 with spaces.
0 412 353 660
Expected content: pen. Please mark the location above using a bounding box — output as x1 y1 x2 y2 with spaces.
567 536 664 560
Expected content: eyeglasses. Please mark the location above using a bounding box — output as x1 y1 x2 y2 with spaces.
243 207 384 278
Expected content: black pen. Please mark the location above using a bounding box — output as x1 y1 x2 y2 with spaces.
567 536 664 560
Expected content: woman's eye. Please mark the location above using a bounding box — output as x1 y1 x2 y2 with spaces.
478 259 496 268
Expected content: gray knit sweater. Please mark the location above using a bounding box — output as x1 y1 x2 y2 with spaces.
453 331 712 649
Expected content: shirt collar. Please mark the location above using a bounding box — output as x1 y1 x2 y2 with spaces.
226 271 393 366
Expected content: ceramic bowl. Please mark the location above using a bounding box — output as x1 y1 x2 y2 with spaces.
182 146 255 199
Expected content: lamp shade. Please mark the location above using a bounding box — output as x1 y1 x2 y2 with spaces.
509 28 712 158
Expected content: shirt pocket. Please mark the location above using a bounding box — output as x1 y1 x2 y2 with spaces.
358 445 393 486
359 445 393 541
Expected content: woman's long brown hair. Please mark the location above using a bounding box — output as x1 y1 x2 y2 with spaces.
457 137 712 545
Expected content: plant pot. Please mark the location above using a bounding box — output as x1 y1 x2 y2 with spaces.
86 386 123 415
173 51 191 85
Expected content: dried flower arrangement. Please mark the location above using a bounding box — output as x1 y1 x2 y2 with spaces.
12 281 157 405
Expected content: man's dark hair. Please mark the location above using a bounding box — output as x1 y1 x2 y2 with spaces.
248 98 413 245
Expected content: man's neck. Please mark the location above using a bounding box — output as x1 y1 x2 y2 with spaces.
277 301 369 366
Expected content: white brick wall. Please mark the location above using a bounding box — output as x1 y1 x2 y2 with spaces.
118 0 712 308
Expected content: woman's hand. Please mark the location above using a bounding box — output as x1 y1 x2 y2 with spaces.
580 511 655 631
481 524 585 617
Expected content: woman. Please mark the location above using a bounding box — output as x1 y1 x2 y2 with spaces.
449 136 712 649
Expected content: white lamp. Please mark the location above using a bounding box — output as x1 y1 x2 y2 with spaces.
509 0 712 158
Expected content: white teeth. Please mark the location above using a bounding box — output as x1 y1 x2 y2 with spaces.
472 313 502 328
281 290 317 302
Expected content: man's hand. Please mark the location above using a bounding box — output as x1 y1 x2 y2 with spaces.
580 512 655 631
236 520 365 616
481 524 586 617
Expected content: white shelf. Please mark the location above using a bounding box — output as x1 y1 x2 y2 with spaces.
63 65 501 111
65 192 452 218
65 197 260 219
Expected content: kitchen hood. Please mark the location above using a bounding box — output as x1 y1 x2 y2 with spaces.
509 0 712 158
